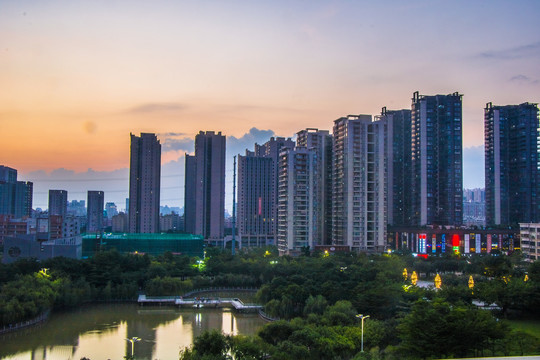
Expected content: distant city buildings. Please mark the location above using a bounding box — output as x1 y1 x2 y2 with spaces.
463 188 485 226
184 131 226 241
0 165 33 218
128 133 161 233
160 213 182 232
112 212 129 233
410 92 463 226
67 200 86 217
7 92 539 257
105 202 118 220
48 190 68 218
87 191 104 233
485 102 540 226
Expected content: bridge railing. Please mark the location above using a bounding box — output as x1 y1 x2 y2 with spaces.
182 287 259 297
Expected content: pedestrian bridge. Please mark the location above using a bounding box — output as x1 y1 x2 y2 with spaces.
137 295 262 313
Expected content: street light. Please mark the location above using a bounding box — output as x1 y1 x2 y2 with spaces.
125 337 141 358
356 314 370 352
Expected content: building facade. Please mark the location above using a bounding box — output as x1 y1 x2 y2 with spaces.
411 92 463 226
277 147 316 255
296 128 333 245
48 190 68 218
378 108 412 227
237 151 274 247
520 223 540 262
332 115 387 252
0 165 33 218
485 102 540 225
184 131 226 240
87 191 104 233
389 226 517 255
128 133 161 233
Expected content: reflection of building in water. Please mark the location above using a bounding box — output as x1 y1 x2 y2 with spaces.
182 310 224 339
222 311 237 335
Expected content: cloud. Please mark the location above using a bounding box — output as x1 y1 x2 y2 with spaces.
227 127 276 157
509 74 539 85
463 145 485 189
478 41 540 60
160 135 194 152
126 102 187 114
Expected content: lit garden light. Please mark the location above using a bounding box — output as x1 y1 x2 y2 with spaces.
468 275 474 290
125 337 141 358
411 271 418 286
403 268 408 281
434 274 442 289
356 314 370 352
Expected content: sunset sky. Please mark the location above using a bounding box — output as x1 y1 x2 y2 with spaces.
1 1 539 210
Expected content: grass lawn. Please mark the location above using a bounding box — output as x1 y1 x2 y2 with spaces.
506 318 540 338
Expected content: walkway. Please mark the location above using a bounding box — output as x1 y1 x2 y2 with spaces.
137 295 262 312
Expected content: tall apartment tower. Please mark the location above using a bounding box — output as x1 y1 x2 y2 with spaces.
87 191 104 233
296 128 333 244
378 108 412 226
237 151 274 247
277 147 316 254
48 190 68 218
128 133 161 233
254 137 295 239
236 137 294 247
184 131 226 240
0 166 33 218
332 115 387 252
485 102 540 225
411 92 463 226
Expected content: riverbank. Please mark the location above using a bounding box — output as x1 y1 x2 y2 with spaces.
0 310 50 335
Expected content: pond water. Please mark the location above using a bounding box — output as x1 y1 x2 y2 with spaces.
0 301 266 360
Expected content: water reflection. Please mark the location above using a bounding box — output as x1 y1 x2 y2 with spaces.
0 303 265 360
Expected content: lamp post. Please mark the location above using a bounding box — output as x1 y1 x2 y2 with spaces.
356 314 370 352
125 337 141 358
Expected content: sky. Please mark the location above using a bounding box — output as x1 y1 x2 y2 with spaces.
0 0 539 211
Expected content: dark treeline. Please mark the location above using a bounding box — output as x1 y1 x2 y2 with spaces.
1 248 540 359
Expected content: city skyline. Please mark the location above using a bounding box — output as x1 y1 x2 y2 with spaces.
1 1 538 210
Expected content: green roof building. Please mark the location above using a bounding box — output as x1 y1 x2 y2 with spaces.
82 233 204 258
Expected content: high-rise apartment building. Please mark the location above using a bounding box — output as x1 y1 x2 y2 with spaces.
128 133 161 233
332 115 387 252
236 137 294 247
377 108 412 227
237 151 274 247
296 128 333 244
0 166 33 218
411 92 463 226
48 190 68 218
485 102 540 225
87 191 104 233
184 131 226 240
277 147 315 254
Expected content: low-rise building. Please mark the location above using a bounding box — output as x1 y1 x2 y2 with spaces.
520 223 540 262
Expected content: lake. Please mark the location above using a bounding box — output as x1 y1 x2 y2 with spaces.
0 302 267 360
